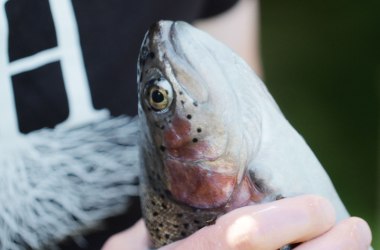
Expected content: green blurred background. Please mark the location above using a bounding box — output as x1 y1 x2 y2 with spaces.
260 0 379 247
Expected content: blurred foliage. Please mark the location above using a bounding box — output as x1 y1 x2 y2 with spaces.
260 0 379 247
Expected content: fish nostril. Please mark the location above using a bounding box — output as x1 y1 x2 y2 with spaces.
192 138 198 143
186 114 192 119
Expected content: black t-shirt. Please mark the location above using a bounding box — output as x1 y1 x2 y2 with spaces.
3 0 238 249
5 0 238 134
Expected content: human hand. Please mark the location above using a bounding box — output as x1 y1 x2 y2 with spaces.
101 195 372 250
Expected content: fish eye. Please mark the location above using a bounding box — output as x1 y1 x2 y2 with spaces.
145 78 173 112
148 86 169 110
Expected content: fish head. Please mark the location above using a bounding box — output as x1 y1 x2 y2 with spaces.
138 21 261 209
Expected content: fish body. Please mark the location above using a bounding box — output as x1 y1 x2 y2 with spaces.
137 21 349 248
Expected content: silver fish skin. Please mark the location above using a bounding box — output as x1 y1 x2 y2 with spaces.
137 21 349 248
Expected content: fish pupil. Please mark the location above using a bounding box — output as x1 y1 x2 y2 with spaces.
152 90 164 103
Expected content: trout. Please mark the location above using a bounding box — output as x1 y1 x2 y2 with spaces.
137 21 349 248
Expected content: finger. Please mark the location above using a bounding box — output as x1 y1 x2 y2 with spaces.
101 219 149 250
294 217 372 250
162 195 336 250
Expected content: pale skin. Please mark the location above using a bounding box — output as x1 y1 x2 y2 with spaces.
103 0 372 249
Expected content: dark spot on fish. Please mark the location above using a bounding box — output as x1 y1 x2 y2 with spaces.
181 100 185 105
148 52 155 59
151 200 156 206
164 234 170 239
276 195 285 200
183 223 189 229
193 101 198 107
192 138 198 143
197 225 204 230
179 91 183 95
153 211 158 217
160 125 165 130
160 145 166 152
173 224 179 228
160 194 165 199
193 219 200 224
181 231 187 237
158 223 163 228
176 213 183 218
164 189 170 195
162 203 167 209
197 128 202 133
186 114 192 119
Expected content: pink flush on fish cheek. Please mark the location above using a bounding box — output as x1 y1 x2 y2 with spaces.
165 159 236 209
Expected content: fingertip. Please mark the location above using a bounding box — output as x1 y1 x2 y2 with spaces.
348 217 372 248
133 219 148 232
101 233 124 250
101 219 150 250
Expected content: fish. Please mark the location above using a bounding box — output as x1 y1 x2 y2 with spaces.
137 20 349 248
